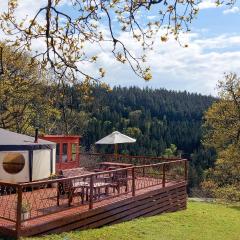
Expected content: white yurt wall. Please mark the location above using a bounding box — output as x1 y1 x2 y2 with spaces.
32 149 56 181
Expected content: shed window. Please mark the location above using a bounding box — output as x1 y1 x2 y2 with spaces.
72 144 77 161
56 144 60 163
3 153 25 174
62 143 68 162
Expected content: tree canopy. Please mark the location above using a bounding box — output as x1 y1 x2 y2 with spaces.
0 43 59 134
203 73 240 151
202 73 240 201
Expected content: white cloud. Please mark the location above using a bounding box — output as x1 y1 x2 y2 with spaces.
194 35 240 49
198 0 218 10
223 6 240 14
81 31 240 96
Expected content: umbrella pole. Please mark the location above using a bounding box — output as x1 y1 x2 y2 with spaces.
114 144 118 160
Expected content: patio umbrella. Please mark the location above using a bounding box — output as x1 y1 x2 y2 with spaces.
95 131 136 158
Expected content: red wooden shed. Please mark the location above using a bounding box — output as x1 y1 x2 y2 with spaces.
40 135 81 171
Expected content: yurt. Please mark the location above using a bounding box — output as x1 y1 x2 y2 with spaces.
0 128 56 183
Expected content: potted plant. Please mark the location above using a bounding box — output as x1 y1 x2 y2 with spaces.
48 173 59 188
21 202 31 221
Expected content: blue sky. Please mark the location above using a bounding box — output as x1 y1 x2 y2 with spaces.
1 0 240 96
193 6 240 36
83 1 240 96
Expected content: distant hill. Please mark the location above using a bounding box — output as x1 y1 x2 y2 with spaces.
82 86 216 157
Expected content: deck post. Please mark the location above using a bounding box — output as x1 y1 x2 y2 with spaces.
162 163 166 188
16 185 22 237
89 175 94 210
132 167 136 196
184 160 188 181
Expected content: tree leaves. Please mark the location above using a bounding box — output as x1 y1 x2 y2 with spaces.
0 0 209 82
202 73 240 201
0 43 60 134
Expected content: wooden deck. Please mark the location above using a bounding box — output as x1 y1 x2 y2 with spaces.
0 160 188 238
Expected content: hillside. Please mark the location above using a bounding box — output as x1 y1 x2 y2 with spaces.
82 86 215 156
24 201 240 240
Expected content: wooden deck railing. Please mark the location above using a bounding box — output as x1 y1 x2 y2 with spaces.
80 153 183 169
0 159 187 234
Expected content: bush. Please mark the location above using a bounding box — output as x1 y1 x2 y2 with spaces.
213 185 240 202
201 145 240 202
200 180 217 198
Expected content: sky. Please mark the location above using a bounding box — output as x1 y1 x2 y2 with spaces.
1 0 240 96
103 1 240 96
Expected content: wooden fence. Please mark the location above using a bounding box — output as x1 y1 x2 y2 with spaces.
80 153 183 169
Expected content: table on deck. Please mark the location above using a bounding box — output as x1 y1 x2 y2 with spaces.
97 162 133 171
68 181 111 205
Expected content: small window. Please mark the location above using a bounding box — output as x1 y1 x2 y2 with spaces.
3 153 25 174
62 143 68 162
71 144 77 161
56 144 60 163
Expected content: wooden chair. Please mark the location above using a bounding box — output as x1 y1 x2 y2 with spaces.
57 168 89 206
110 169 129 194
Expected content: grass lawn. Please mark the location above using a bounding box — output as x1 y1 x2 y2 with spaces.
19 201 240 240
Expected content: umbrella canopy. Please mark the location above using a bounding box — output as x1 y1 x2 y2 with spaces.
95 131 136 145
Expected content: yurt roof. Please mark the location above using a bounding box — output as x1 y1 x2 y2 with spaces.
0 128 56 150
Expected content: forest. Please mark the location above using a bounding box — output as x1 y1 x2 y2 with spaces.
52 85 217 190
81 86 215 156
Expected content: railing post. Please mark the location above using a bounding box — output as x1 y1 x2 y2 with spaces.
16 185 22 236
132 167 136 197
162 163 166 188
89 175 94 210
184 160 188 181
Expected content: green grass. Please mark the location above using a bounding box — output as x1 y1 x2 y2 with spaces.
22 201 240 240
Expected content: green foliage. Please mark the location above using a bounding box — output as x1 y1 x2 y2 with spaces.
163 144 177 158
202 145 240 201
202 73 240 202
23 202 240 240
213 185 240 202
0 43 60 135
188 147 216 190
203 73 240 151
21 201 31 213
81 86 215 158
